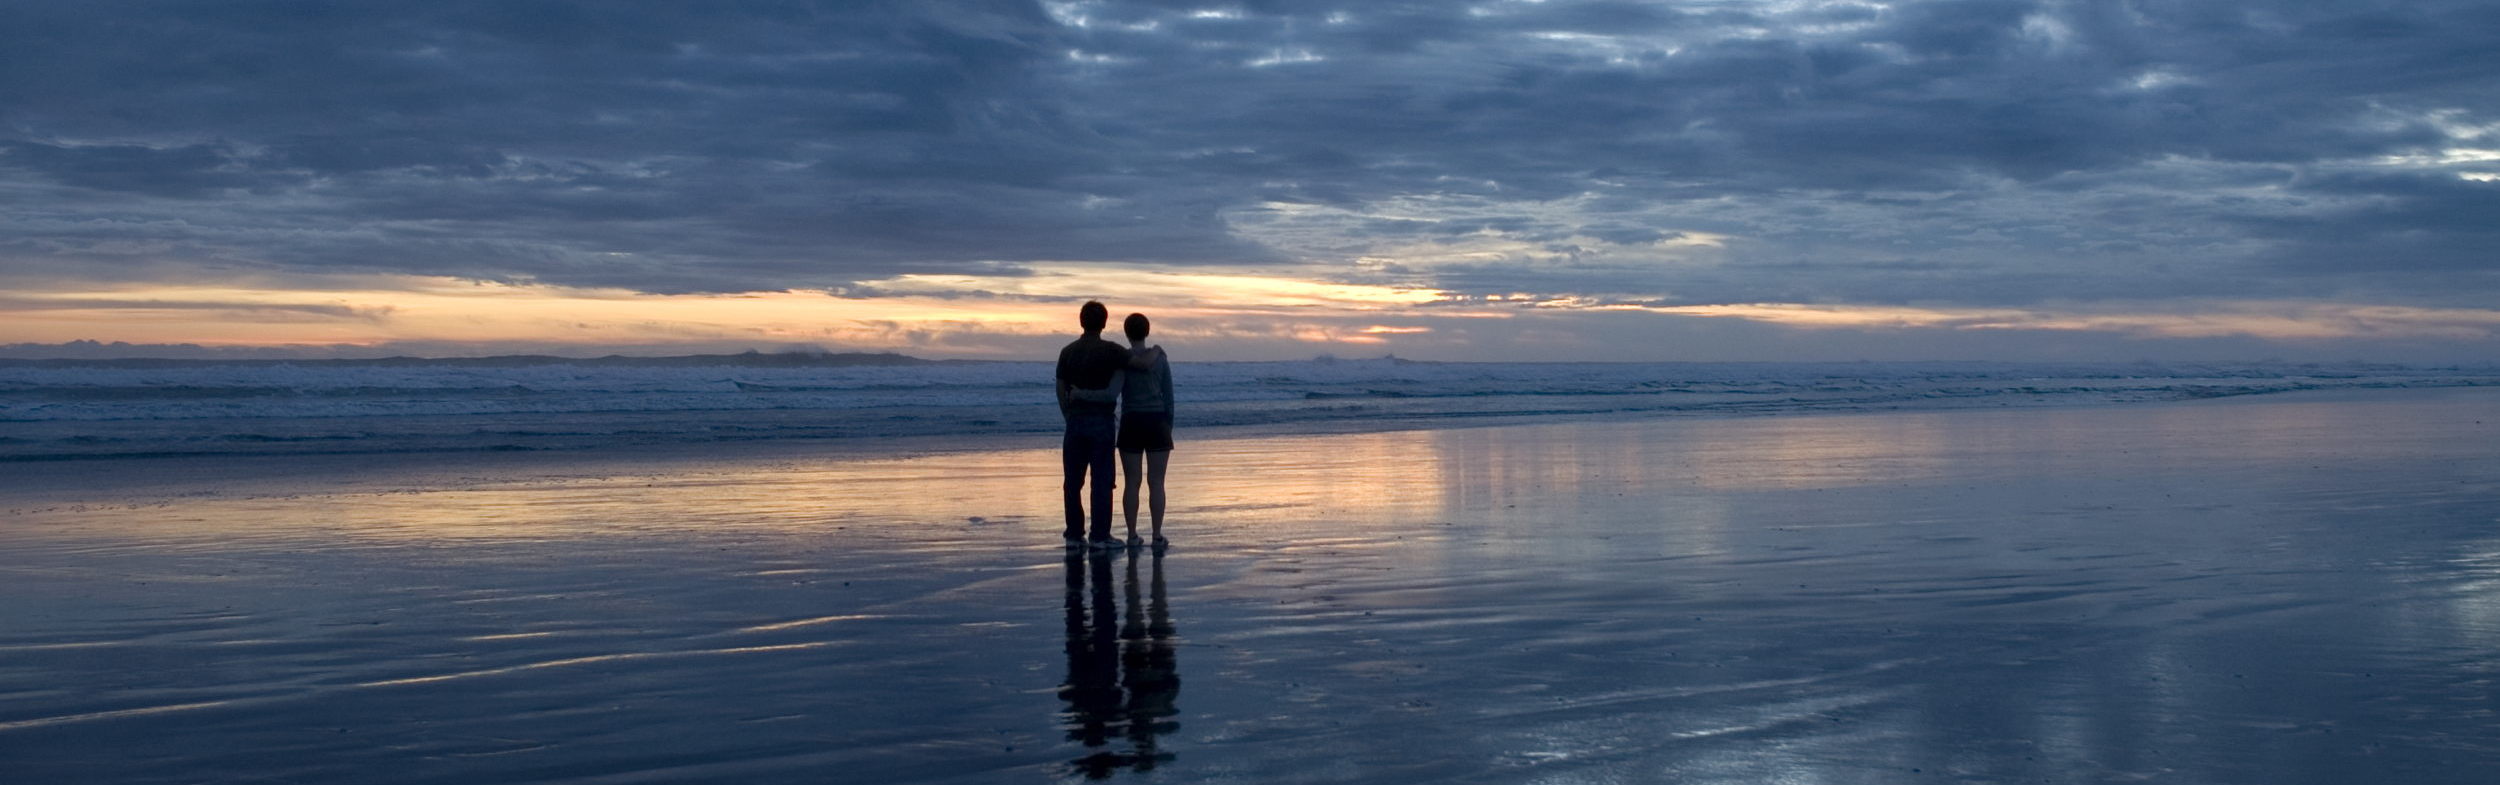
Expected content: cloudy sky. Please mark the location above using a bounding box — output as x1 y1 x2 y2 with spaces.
3 0 2496 361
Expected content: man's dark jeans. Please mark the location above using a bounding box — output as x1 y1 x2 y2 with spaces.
1062 412 1118 541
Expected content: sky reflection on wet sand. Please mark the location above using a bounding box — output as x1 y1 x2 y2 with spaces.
3 390 2498 783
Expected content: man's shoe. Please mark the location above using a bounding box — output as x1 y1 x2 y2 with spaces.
1087 538 1125 550
1064 536 1086 549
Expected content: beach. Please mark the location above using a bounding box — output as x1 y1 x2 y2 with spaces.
4 388 2498 783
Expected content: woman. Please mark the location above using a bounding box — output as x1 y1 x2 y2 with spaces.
1116 313 1175 548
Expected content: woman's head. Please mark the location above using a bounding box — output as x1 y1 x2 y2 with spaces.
1123 313 1151 343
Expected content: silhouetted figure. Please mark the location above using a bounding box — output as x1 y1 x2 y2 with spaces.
1057 301 1129 548
1116 313 1175 548
1061 550 1122 764
1059 548 1180 778
1120 548 1180 768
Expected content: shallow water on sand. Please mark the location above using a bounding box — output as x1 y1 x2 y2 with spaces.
3 390 2498 783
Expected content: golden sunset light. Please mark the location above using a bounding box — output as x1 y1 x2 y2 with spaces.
10 273 2500 355
0 270 1482 354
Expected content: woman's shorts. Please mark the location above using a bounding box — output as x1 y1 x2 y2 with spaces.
1118 410 1174 452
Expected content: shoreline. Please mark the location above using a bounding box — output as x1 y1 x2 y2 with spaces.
5 384 2491 508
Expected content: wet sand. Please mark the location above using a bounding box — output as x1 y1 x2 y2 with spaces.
4 389 2498 783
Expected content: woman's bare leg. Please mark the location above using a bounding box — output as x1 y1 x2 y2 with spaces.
1146 449 1171 540
1120 449 1146 541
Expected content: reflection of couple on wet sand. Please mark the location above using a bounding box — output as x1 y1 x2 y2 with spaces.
1056 300 1176 550
1060 548 1179 777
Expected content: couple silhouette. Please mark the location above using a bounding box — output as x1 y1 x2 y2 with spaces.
1055 301 1175 550
1059 547 1179 777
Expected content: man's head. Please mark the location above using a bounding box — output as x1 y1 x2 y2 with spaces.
1123 313 1150 343
1079 301 1108 333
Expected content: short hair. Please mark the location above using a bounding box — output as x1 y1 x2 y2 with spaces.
1079 300 1108 332
1123 313 1151 342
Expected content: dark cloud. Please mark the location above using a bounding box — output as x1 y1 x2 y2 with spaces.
0 0 2493 311
0 141 275 197
2228 170 2500 296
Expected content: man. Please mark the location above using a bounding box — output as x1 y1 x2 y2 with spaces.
1056 301 1132 548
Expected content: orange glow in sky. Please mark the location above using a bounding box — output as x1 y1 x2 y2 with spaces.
5 271 2499 357
0 269 1479 355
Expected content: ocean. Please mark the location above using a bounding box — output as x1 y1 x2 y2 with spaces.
2 353 2493 459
